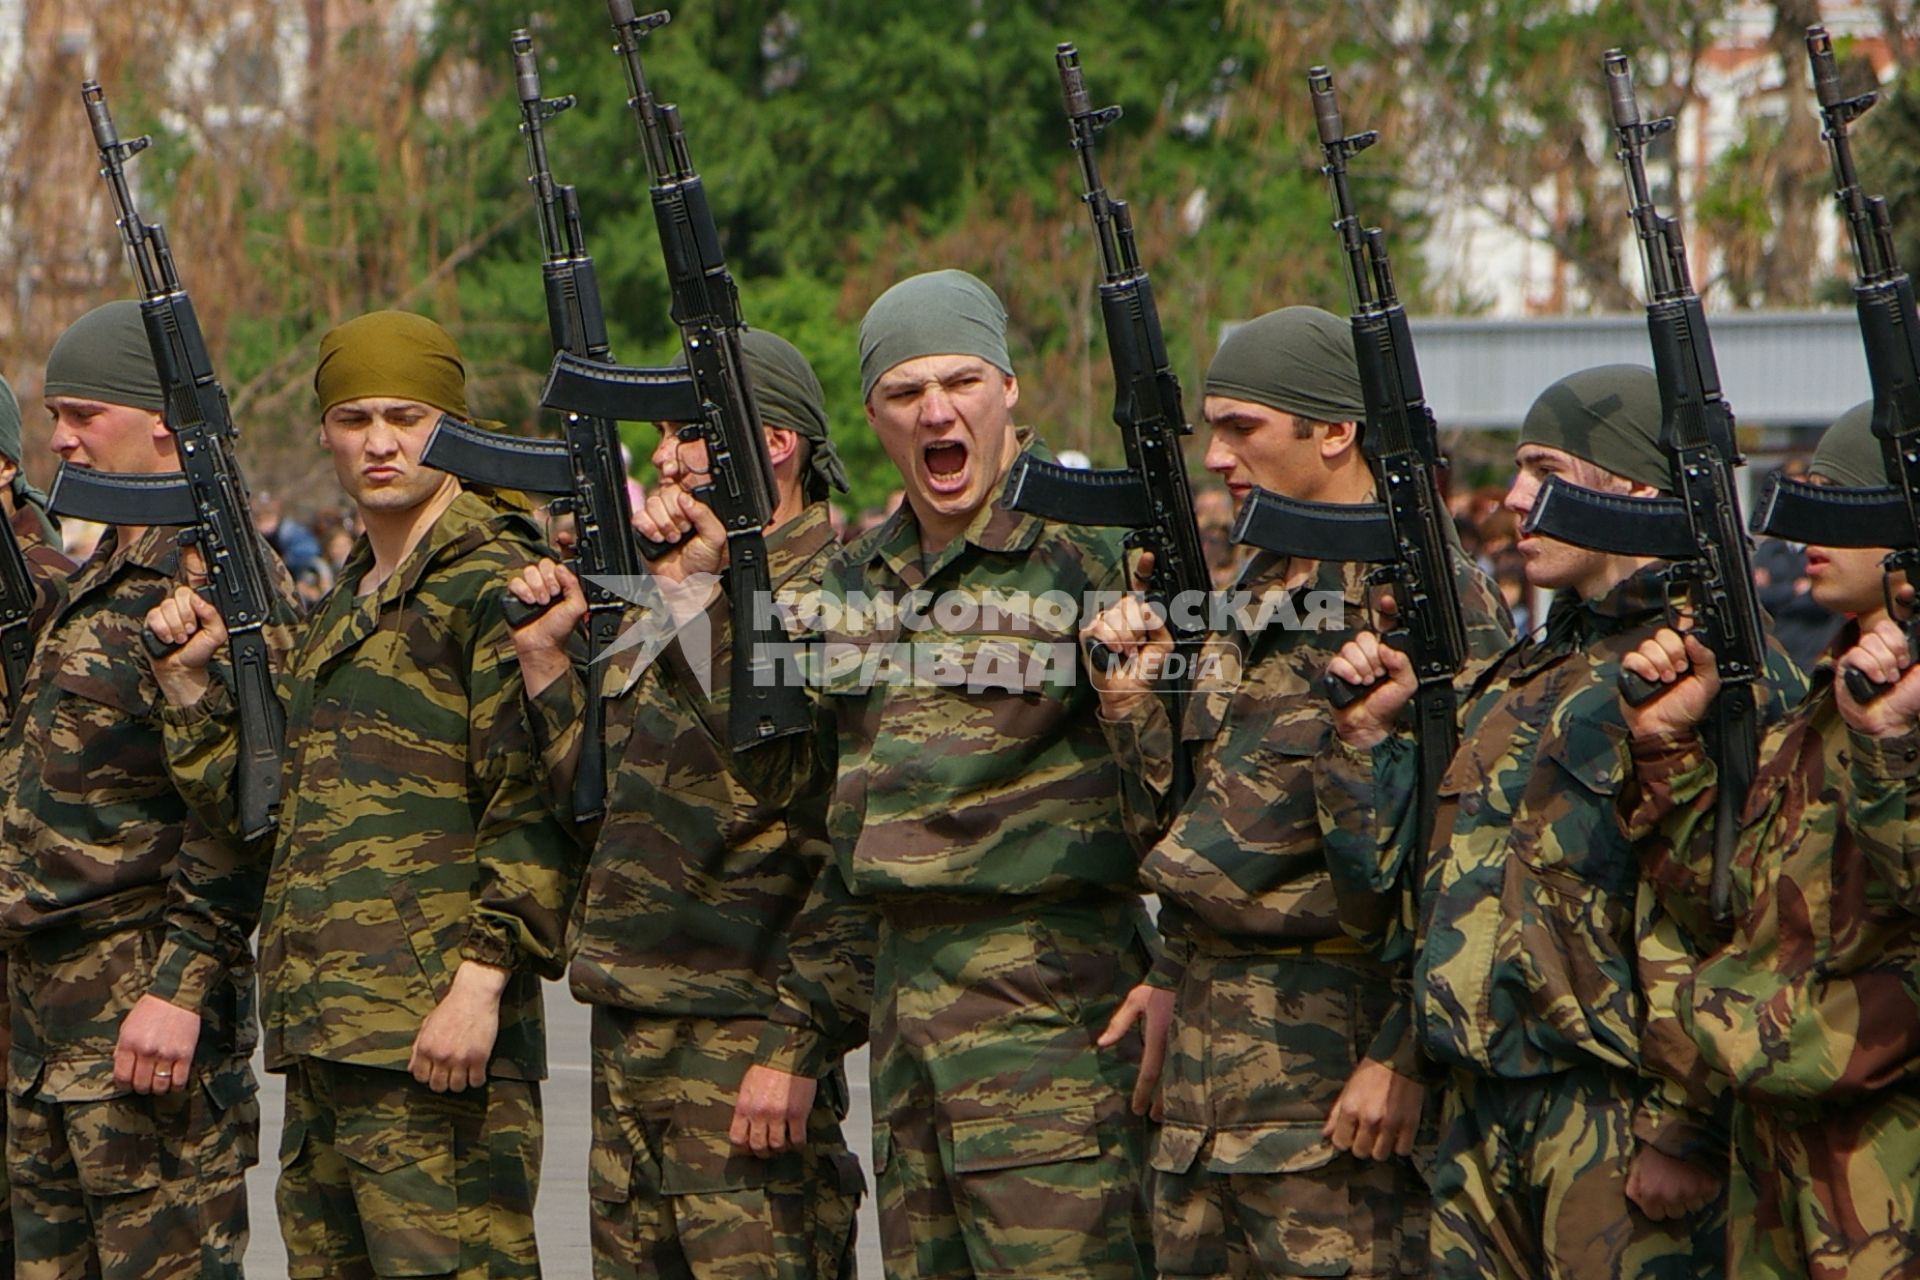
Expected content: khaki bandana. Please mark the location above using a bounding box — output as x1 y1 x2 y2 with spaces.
315 311 473 420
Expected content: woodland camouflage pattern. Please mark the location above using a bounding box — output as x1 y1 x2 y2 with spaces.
1102 551 1509 1277
1316 564 1803 1279
719 439 1156 1277
528 499 861 1277
1623 638 1920 1275
0 520 297 1279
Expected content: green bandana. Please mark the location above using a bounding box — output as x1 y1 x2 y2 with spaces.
315 311 473 419
1204 305 1365 424
738 329 847 497
859 269 1013 400
43 300 165 414
1519 364 1670 492
1809 401 1885 489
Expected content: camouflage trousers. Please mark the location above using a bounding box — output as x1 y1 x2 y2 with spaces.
586 1007 862 1280
1151 948 1428 1278
8 1054 258 1280
275 1056 541 1279
869 891 1156 1280
1729 1092 1920 1277
1429 1066 1722 1280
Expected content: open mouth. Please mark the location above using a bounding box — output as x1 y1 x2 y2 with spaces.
923 439 969 495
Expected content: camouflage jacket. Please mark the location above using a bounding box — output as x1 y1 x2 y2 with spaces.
0 521 296 1099
528 500 841 1018
1623 633 1920 1105
1317 564 1803 1164
1105 551 1510 1078
165 490 573 1080
729 437 1151 1077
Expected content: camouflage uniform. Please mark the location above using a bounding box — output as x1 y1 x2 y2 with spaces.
0 497 77 1276
724 438 1156 1280
1317 564 1802 1280
166 489 573 1279
0 521 293 1280
1623 632 1920 1277
525 501 863 1280
1104 552 1508 1279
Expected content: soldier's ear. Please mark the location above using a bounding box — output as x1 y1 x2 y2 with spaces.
764 426 799 468
1320 418 1361 462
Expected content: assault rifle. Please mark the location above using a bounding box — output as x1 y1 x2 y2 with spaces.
0 512 37 712
1522 51 1766 920
1001 43 1209 799
48 82 287 840
1750 26 1920 704
424 29 696 820
1236 66 1469 858
584 1 805 746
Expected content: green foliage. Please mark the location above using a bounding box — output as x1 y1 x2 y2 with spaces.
416 0 1344 510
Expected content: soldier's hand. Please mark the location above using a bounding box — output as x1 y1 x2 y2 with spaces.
636 489 729 583
114 994 201 1095
730 1065 817 1158
1326 632 1417 749
1084 552 1174 716
1323 1057 1423 1161
145 585 228 709
1096 982 1173 1120
1620 628 1719 743
507 559 588 699
1625 1146 1722 1222
1837 617 1920 737
408 960 507 1093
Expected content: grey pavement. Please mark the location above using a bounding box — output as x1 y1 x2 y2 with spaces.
242 982 882 1279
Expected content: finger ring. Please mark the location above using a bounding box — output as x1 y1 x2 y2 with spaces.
154 1069 172 1077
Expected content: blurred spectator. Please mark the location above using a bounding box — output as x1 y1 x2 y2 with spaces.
254 489 325 584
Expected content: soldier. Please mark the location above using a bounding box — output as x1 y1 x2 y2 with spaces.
504 329 864 1279
1320 364 1801 1280
147 311 575 1278
1082 306 1512 1278
644 270 1158 1278
0 302 294 1279
1619 403 1920 1277
0 372 80 1278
